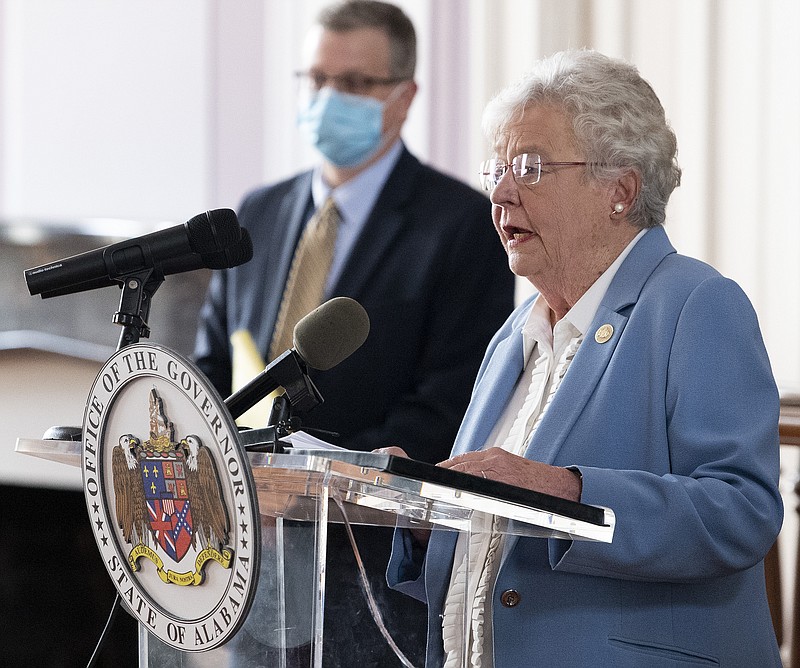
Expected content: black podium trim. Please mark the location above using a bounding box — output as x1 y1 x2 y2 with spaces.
286 448 606 527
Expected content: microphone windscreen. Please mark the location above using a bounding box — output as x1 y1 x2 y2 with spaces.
293 297 370 371
202 229 253 269
186 208 241 255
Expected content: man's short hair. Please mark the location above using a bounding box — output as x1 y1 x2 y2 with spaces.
318 0 416 79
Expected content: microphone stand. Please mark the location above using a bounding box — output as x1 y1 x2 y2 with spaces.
87 268 163 667
255 395 298 453
226 350 332 453
238 392 339 453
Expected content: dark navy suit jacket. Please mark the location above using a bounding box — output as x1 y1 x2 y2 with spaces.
194 147 515 463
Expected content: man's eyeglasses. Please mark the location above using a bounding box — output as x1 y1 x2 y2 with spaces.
295 70 407 96
479 153 591 191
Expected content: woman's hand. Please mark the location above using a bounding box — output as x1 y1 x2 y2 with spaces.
440 447 582 502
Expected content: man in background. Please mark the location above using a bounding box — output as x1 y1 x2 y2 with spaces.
193 1 514 665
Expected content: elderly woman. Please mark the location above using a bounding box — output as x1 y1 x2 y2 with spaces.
386 50 782 667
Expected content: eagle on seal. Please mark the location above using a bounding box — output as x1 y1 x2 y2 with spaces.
110 388 230 553
112 434 150 545
180 435 230 550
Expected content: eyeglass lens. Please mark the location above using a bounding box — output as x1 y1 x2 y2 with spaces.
479 154 543 191
296 71 398 96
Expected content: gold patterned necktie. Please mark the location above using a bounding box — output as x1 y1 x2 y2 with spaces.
268 197 341 362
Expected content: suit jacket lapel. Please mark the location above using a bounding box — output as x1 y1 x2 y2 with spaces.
258 149 417 352
256 173 314 354
527 226 676 464
527 305 628 464
332 148 419 298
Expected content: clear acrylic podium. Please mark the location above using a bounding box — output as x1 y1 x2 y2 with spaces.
17 435 615 668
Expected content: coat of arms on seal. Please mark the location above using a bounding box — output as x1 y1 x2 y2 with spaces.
83 343 259 652
112 388 232 585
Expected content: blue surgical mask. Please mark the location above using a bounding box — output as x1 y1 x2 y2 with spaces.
297 87 385 168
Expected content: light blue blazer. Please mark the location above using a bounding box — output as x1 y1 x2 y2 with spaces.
388 226 783 667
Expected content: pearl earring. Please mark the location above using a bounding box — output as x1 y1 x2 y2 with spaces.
613 203 624 213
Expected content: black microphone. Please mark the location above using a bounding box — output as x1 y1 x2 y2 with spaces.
225 296 370 419
24 208 245 298
36 229 254 299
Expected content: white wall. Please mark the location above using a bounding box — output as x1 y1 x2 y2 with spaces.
1 0 212 223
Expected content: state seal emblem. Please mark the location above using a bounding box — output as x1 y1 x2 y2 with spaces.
83 344 260 652
113 388 233 583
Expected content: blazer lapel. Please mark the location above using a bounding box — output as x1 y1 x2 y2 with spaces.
527 306 629 464
452 322 526 456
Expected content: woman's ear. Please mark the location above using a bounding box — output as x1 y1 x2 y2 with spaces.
610 169 641 217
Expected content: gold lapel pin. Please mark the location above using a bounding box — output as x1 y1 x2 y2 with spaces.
594 324 614 344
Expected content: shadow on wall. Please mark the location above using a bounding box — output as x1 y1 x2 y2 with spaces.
1 223 211 357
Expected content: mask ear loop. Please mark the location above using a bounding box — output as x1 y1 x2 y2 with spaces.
384 80 410 106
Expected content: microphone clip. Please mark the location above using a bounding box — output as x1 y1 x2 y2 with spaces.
267 349 324 414
225 348 325 421
239 394 340 453
112 268 163 349
266 397 339 442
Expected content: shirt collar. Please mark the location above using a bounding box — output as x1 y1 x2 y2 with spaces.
311 139 404 225
520 228 647 362
568 228 646 334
